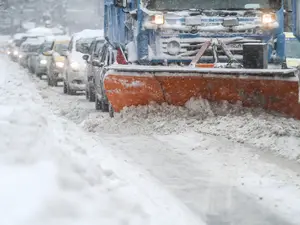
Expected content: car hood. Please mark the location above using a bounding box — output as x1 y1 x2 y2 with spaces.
54 55 65 62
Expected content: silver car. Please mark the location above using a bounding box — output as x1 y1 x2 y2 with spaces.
33 41 53 77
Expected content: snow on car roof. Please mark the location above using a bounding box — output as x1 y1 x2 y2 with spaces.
22 37 45 45
26 27 64 36
53 35 71 41
13 33 26 40
73 29 104 41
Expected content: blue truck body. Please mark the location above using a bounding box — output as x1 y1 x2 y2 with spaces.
104 0 296 66
292 0 300 41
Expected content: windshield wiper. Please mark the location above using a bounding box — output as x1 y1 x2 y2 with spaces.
215 8 258 10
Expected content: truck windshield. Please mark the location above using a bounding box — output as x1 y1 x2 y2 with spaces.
146 0 281 10
286 39 300 58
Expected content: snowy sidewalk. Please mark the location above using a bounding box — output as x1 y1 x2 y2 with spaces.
0 56 202 225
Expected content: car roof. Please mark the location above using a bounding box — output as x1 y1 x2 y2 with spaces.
54 40 70 44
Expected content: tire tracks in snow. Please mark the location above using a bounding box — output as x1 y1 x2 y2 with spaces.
30 68 300 225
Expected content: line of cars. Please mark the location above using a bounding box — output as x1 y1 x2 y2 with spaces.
6 29 120 117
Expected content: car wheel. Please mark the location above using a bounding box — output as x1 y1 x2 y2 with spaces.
67 84 75 95
85 89 89 100
47 76 53 86
63 82 67 94
89 87 95 102
95 96 101 110
101 100 109 112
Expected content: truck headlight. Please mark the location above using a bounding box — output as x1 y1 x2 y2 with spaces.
70 61 80 71
19 54 23 58
13 50 18 55
167 40 180 55
151 14 164 25
262 13 276 24
40 59 47 65
56 62 64 68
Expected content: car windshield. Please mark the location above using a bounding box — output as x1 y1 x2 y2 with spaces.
40 42 53 53
286 39 300 58
27 44 41 52
54 43 68 55
76 38 94 54
95 40 105 54
20 45 29 52
145 0 281 10
14 39 23 47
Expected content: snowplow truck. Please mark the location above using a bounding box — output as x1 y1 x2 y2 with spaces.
103 0 300 119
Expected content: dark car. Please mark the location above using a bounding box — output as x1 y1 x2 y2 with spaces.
83 37 105 102
93 42 115 117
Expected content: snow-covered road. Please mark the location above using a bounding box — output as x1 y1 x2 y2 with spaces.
2 55 300 225
0 56 202 225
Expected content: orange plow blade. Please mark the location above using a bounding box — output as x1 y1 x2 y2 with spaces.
104 65 300 120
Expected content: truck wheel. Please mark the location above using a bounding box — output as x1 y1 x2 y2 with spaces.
109 102 114 118
95 96 101 110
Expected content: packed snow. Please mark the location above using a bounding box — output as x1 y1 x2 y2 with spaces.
5 52 300 225
78 99 300 162
0 56 203 225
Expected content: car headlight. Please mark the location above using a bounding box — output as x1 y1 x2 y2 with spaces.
56 61 64 68
151 14 164 25
262 13 276 24
13 50 18 55
167 40 180 56
19 55 22 58
7 51 11 55
70 61 80 71
40 59 47 65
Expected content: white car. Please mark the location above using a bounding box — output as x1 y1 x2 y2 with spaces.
61 29 104 95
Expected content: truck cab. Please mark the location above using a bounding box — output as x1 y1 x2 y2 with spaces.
107 0 288 67
284 32 300 68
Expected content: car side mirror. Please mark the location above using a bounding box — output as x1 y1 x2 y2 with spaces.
82 54 89 61
43 51 52 56
114 0 127 8
92 60 103 67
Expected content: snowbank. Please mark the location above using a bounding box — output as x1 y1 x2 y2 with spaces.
82 98 300 162
0 57 202 225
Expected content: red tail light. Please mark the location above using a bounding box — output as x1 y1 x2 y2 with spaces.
116 48 127 65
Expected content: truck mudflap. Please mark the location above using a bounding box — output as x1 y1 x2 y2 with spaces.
104 65 300 120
